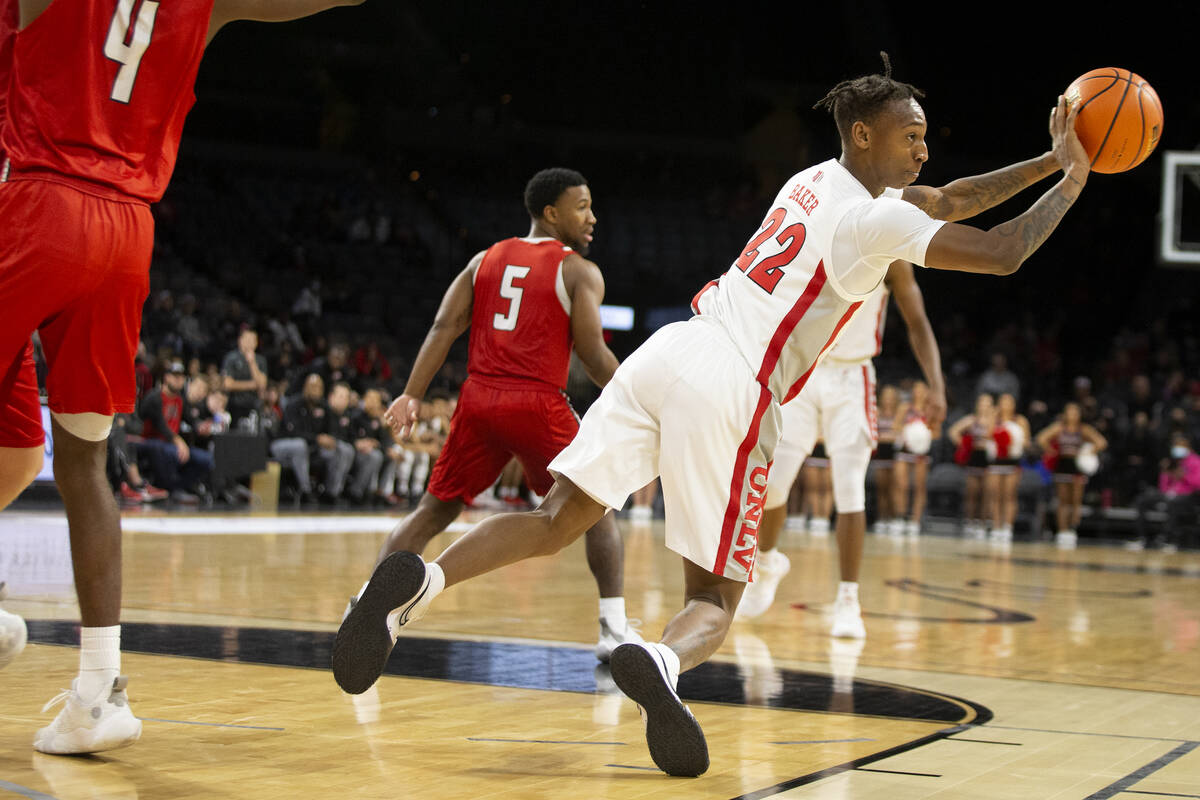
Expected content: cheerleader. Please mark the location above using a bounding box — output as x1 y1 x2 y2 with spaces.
1035 401 1107 548
801 437 834 536
948 394 997 538
892 381 939 537
872 385 900 534
988 393 1030 542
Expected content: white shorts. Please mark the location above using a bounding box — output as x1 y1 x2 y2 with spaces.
550 316 781 582
765 359 876 511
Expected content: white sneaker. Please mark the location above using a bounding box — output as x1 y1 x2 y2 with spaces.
785 515 806 531
735 550 791 620
809 517 830 538
332 552 442 695
1055 530 1077 549
609 642 708 777
0 583 27 670
34 676 142 755
904 520 921 538
629 505 653 523
595 617 645 662
887 518 906 537
830 596 866 639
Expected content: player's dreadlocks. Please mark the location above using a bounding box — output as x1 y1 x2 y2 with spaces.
524 167 588 219
814 52 925 142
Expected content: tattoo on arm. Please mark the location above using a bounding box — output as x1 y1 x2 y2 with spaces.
991 176 1082 261
908 155 1058 222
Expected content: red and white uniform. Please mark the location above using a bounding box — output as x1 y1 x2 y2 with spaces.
552 159 944 580
0 0 214 446
763 285 891 512
427 237 583 502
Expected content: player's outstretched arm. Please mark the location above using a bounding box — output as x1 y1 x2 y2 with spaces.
921 96 1088 275
384 253 480 440
564 255 620 387
208 0 365 42
902 151 1060 223
887 261 946 428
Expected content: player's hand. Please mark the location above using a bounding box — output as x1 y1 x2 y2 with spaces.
924 388 948 430
1051 94 1089 184
175 439 191 464
384 394 422 441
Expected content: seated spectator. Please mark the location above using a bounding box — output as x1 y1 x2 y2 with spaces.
137 361 214 504
353 340 392 387
349 387 390 506
1134 433 1200 551
222 325 268 428
269 374 351 504
306 340 358 393
326 381 370 504
107 414 168 506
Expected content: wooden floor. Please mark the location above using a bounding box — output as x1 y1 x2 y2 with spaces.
2 508 1199 799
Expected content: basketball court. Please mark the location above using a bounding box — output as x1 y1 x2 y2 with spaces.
1 508 1198 798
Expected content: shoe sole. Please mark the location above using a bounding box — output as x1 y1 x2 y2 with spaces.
35 718 142 755
609 644 708 777
331 551 427 695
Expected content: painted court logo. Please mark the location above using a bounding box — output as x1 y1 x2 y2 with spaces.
731 464 771 574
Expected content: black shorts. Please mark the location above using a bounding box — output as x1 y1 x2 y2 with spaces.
874 442 895 462
966 450 991 470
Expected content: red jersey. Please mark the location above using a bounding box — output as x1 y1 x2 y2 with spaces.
468 237 575 391
0 0 17 145
2 0 213 202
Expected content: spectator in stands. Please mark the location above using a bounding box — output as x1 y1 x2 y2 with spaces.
1112 410 1160 506
324 381 364 504
107 415 167 506
221 325 268 428
271 374 333 504
347 387 390 506
1134 432 1200 551
353 340 392 387
307 341 358 393
176 293 209 360
975 353 1020 403
181 375 213 450
134 340 155 404
137 362 214 504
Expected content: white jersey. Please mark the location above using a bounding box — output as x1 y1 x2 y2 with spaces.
692 159 943 404
825 284 889 365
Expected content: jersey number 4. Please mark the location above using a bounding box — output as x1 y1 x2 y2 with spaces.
105 0 160 104
493 265 531 331
734 208 806 294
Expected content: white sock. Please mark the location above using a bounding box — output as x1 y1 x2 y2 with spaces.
599 596 626 627
78 625 121 701
653 641 681 689
837 581 859 604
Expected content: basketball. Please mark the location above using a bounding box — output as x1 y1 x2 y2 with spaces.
1065 68 1163 174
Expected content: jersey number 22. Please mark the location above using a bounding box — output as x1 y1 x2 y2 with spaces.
105 0 160 104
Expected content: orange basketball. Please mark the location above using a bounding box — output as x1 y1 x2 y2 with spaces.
1065 68 1163 174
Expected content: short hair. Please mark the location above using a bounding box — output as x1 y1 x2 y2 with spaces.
814 52 924 143
523 168 587 219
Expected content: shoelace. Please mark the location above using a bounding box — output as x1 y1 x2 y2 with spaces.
41 689 73 714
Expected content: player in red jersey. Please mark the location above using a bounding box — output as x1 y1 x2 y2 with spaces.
338 168 641 666
0 0 364 755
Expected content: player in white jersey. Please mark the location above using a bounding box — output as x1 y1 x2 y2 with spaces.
333 58 1092 777
726 259 946 629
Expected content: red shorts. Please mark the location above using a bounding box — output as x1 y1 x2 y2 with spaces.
426 376 580 503
0 178 152 446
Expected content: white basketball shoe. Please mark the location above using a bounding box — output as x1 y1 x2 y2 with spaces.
0 583 27 670
34 676 142 755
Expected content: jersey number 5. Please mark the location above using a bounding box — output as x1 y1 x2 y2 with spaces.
493 265 531 331
734 208 806 294
105 0 160 104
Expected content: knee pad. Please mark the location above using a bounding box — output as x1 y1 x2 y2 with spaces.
51 412 114 442
830 442 871 513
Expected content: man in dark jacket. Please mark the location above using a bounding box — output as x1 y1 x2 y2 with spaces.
137 362 213 503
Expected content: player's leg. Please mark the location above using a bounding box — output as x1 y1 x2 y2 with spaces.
735 393 814 620
376 492 465 561
28 187 151 755
0 345 41 671
827 418 873 640
333 476 607 695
